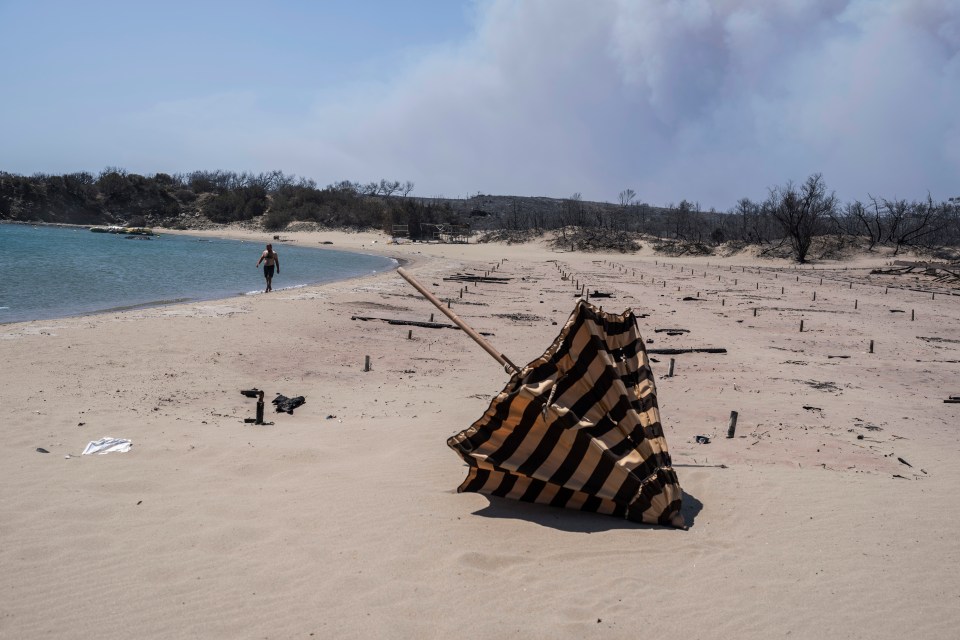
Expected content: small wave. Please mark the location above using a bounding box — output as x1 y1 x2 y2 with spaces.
0 306 9 310
243 283 309 296
98 298 194 313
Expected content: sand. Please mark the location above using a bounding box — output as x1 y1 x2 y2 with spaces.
1 228 958 639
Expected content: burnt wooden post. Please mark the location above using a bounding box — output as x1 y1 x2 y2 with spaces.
753 307 757 316
727 411 739 438
800 319 804 332
407 330 413 340
854 299 858 309
911 309 915 321
364 355 371 372
869 340 874 353
667 358 675 377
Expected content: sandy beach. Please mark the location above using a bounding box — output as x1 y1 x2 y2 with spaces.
2 228 958 639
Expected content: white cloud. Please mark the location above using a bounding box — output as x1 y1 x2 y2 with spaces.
30 0 955 208
292 0 959 208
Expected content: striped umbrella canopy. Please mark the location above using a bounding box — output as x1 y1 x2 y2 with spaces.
448 300 685 528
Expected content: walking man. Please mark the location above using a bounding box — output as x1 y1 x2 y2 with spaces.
256 243 280 292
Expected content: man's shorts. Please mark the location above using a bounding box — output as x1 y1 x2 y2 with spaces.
264 265 275 278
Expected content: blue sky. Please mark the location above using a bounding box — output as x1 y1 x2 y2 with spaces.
1 0 958 208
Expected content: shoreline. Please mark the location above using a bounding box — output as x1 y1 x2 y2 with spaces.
1 224 408 327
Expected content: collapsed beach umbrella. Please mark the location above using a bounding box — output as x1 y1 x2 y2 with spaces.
398 268 685 528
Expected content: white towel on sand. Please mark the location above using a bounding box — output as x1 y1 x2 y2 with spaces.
82 438 133 455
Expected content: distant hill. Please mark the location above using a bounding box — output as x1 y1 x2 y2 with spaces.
0 170 459 235
4 169 957 261
0 170 650 236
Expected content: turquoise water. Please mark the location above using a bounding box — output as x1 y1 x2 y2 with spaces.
0 224 396 323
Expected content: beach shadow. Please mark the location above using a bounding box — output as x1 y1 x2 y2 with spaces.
680 491 704 527
470 489 704 532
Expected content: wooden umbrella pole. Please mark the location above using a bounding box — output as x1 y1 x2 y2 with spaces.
397 268 519 374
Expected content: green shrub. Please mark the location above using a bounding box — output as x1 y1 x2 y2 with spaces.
263 208 292 230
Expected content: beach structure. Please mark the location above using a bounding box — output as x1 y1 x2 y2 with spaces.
398 268 684 528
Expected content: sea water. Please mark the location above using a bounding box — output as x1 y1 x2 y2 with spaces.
0 224 397 324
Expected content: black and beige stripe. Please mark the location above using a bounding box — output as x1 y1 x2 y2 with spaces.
448 300 684 527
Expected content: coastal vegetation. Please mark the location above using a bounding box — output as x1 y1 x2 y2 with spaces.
2 168 958 262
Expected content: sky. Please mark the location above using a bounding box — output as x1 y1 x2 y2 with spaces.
1 0 958 209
